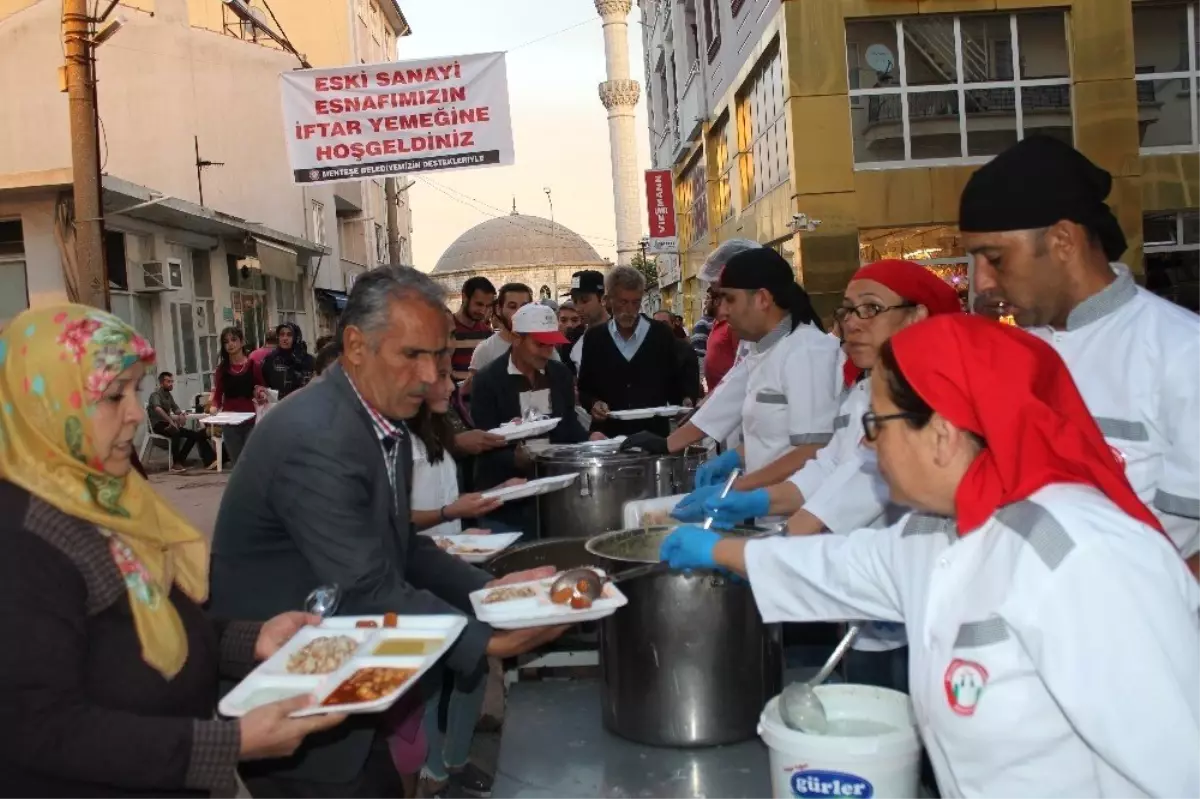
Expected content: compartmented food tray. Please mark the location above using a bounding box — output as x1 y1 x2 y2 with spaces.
480 473 579 502
218 614 467 718
489 418 561 441
469 571 629 630
430 532 523 563
622 493 687 528
607 406 685 421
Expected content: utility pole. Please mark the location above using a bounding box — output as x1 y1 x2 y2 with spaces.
385 177 401 264
63 0 108 310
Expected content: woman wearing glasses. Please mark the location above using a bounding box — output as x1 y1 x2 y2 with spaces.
698 259 962 693
661 314 1198 798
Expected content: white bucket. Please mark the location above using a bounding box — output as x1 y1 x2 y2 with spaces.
758 684 922 799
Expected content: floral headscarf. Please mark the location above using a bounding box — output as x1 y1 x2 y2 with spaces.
0 305 209 679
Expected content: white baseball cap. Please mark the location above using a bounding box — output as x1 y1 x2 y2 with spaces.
512 303 569 345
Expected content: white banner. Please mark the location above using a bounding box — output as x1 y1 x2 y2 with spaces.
655 252 681 287
280 51 514 184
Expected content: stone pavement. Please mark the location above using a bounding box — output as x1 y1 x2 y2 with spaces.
149 466 504 797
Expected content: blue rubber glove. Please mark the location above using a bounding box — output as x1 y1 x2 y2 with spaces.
694 448 742 489
704 488 770 528
670 484 722 523
659 525 721 570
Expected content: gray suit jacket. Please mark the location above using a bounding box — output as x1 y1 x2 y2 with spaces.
209 363 492 783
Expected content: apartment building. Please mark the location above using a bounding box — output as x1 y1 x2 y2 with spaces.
638 0 1198 323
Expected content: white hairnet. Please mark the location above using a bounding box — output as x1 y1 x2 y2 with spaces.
699 238 762 283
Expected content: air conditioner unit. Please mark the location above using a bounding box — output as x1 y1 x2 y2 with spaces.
137 260 182 293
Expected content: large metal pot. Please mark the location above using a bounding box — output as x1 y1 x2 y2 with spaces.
586 526 783 748
532 445 707 541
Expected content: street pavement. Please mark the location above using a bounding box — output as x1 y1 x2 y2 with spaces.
149 466 503 796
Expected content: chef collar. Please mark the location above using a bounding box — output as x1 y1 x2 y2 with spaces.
754 314 793 354
1064 264 1137 331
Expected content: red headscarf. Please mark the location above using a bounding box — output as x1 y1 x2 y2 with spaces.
842 260 964 386
888 315 1165 537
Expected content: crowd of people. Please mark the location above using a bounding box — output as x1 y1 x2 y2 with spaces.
0 135 1195 799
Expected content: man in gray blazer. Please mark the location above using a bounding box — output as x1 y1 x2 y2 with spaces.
209 266 563 797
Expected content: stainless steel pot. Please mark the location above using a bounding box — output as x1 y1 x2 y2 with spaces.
586 525 783 748
532 445 707 541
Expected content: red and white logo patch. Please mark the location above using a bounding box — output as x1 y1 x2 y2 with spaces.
1108 444 1127 469
944 659 989 716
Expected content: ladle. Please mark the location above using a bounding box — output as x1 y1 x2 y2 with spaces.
554 469 743 602
778 623 862 734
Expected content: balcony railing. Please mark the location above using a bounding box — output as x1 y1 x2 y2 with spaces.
867 85 1073 125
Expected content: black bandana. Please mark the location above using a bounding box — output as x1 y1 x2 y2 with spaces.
959 136 1127 261
720 247 824 332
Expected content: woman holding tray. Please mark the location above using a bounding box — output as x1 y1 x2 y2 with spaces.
0 305 344 797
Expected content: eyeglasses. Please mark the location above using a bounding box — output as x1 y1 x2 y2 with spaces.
833 302 915 324
861 410 925 442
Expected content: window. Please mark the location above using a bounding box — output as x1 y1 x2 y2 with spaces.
859 225 972 308
110 292 154 348
1133 2 1199 152
169 302 198 376
847 11 1071 167
375 223 387 265
398 236 410 263
310 200 326 246
676 153 709 249
737 42 789 204
702 0 721 62
274 277 306 325
1144 210 1200 311
711 113 734 223
0 219 27 327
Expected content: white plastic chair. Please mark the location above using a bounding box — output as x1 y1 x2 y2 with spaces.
139 428 173 472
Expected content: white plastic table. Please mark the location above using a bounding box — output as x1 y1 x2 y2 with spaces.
195 412 256 473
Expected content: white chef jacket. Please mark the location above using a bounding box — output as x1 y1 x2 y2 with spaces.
738 317 840 474
1029 265 1200 558
788 375 907 652
746 483 1200 798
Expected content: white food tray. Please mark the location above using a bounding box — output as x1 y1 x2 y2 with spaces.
607 405 685 421
470 571 629 630
430 532 523 563
489 418 561 441
480 473 579 502
623 493 688 528
199 411 257 425
528 436 626 455
218 614 466 718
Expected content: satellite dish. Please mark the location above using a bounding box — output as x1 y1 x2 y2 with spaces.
866 43 894 74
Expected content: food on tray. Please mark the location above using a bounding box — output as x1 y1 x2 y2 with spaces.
641 510 671 526
570 594 593 610
373 638 442 656
483 585 537 604
435 538 453 551
320 667 416 706
356 620 379 628
286 635 360 675
550 585 573 605
383 612 398 628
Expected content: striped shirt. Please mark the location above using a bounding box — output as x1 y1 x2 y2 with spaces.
345 371 406 508
452 317 492 380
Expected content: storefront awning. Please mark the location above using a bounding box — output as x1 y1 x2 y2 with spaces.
253 237 300 281
316 288 349 311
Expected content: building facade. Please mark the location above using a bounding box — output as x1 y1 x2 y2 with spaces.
429 211 612 304
638 0 1199 325
0 0 414 407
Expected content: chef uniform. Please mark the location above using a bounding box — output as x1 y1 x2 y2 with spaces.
666 315 1200 797
676 248 841 523
959 137 1200 563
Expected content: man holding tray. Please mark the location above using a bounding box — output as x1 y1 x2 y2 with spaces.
209 266 567 798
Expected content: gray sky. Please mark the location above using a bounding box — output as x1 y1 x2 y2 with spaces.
398 0 651 270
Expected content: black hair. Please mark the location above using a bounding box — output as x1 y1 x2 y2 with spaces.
779 283 826 334
496 282 533 308
410 400 457 464
877 340 933 430
216 327 246 374
157 371 173 382
315 334 334 352
313 342 340 376
462 276 497 299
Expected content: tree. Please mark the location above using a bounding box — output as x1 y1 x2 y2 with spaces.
631 252 658 290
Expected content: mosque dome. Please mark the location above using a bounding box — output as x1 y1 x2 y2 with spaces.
431 210 606 275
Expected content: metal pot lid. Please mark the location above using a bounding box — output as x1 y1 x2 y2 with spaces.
531 447 656 465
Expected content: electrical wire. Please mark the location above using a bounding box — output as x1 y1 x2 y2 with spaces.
507 17 598 52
